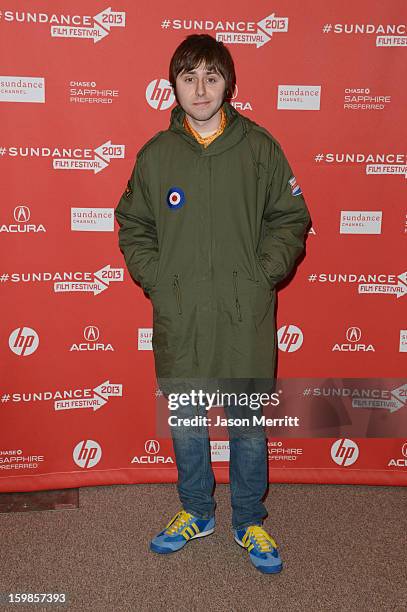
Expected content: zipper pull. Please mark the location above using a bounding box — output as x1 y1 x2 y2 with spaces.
233 271 243 322
173 274 182 315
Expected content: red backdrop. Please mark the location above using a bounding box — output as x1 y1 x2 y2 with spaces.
1 0 406 492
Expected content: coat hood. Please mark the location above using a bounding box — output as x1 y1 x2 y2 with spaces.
168 100 255 157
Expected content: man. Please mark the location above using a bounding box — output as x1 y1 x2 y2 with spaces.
115 34 310 574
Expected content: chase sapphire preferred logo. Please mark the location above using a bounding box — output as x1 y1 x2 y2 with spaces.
166 187 185 210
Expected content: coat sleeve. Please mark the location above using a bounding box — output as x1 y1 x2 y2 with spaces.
257 142 311 288
114 154 158 294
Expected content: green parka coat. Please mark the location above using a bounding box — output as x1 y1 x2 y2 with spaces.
115 102 310 392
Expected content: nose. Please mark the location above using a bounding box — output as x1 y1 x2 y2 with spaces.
196 78 206 97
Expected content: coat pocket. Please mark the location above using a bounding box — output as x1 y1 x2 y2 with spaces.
231 269 274 330
255 256 273 289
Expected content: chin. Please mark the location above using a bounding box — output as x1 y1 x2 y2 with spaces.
189 104 219 121
190 111 214 122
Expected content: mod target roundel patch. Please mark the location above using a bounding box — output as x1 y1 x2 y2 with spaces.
166 187 185 210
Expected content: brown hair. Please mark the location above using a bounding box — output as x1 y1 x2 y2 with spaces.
169 34 236 100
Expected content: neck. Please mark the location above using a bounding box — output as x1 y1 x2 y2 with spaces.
185 108 222 134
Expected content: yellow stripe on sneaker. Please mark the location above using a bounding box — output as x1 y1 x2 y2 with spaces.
181 528 191 540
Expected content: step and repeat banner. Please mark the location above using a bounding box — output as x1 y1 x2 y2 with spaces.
1 1 406 492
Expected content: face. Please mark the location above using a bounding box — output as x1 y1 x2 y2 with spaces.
175 62 226 125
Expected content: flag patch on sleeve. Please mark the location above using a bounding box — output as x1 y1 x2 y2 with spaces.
289 176 302 196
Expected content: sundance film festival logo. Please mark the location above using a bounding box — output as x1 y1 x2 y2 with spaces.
8 327 39 356
73 440 102 469
54 264 123 294
321 23 406 47
352 383 407 413
70 326 114 352
1 8 126 43
277 325 303 352
332 327 375 352
0 264 124 295
2 380 122 412
0 206 46 233
331 439 359 467
307 271 407 299
146 79 175 110
400 330 407 353
310 382 407 414
2 141 125 174
0 76 44 103
132 439 174 464
160 13 288 48
313 151 407 180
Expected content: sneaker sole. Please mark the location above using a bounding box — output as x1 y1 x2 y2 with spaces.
150 527 215 554
234 536 283 574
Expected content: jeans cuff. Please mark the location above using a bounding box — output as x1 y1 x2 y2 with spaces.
233 521 263 531
183 506 215 520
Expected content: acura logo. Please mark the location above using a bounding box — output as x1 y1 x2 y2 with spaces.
402 442 407 458
84 326 100 342
145 439 160 454
14 206 30 222
346 327 362 342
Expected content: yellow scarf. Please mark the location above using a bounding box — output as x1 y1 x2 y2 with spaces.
183 106 227 148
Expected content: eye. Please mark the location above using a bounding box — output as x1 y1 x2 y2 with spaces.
184 77 193 83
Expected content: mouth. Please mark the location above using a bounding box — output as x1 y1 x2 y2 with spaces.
193 101 211 106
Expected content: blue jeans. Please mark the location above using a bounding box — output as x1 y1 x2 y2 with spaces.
170 400 268 530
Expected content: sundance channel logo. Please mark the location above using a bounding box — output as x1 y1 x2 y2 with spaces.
0 76 44 103
277 85 321 110
340 211 382 234
71 208 114 231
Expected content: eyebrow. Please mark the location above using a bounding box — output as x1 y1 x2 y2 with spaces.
183 69 219 75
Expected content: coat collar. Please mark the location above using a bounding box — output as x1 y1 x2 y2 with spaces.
168 101 253 156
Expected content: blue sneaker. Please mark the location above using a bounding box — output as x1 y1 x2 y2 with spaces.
234 525 283 574
150 509 215 554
